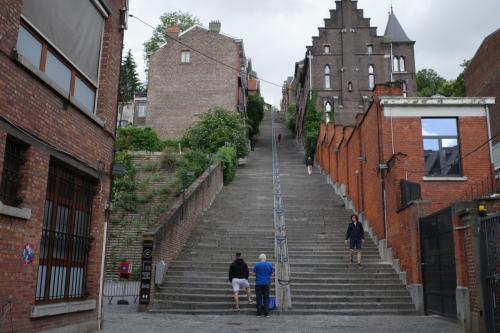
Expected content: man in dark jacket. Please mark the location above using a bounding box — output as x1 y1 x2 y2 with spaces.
228 252 254 309
345 214 365 268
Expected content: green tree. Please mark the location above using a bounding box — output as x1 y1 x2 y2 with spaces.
440 60 470 97
416 69 446 97
286 103 297 134
303 92 322 159
183 108 248 159
143 11 200 71
246 95 265 139
119 49 142 102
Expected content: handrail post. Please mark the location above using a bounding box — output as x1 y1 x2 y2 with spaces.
271 110 292 312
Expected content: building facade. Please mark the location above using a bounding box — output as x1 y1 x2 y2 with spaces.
0 0 125 332
146 21 249 139
315 82 495 331
293 0 416 143
465 28 500 168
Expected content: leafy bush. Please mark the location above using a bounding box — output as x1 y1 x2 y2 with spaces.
216 146 237 184
183 108 248 159
160 147 180 171
116 126 166 152
246 95 265 139
176 150 210 188
286 103 297 134
112 151 138 211
303 92 322 159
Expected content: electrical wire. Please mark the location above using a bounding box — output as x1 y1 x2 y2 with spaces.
129 14 284 88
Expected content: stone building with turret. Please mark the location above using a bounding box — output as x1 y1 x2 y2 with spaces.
293 0 416 143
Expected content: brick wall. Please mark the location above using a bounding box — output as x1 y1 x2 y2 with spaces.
146 26 243 139
315 83 492 288
465 30 500 144
0 1 124 331
141 162 223 310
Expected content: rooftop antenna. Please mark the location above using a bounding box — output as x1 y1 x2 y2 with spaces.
390 1 393 15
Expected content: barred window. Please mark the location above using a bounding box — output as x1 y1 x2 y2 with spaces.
0 136 27 207
36 162 95 302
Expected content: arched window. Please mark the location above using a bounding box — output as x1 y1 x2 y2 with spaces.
402 81 408 97
393 56 399 72
324 65 331 89
399 56 406 72
348 81 353 92
368 65 375 90
325 102 332 112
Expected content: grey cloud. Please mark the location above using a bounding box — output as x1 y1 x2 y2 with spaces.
125 0 500 108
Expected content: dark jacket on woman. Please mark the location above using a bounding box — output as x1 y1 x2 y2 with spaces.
306 158 314 166
228 258 249 282
345 222 365 240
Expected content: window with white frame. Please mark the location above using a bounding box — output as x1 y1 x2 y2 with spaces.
393 56 399 72
324 65 331 89
368 65 375 90
138 105 146 118
399 56 406 72
181 51 191 63
422 118 461 177
402 81 408 97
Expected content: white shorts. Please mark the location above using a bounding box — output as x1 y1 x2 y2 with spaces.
231 278 249 292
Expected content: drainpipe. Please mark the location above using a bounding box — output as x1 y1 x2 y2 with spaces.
485 105 494 167
308 50 313 100
99 2 127 329
376 98 388 246
390 43 394 82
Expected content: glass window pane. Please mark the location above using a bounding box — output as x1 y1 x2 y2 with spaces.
393 57 399 72
324 45 330 54
16 26 42 68
400 57 406 71
443 145 460 176
369 75 375 89
138 105 146 117
367 45 373 54
45 51 71 92
74 77 95 112
325 75 331 89
423 139 439 151
422 118 458 136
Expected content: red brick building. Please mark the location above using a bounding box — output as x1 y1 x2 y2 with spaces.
465 29 500 168
0 1 126 332
316 82 495 330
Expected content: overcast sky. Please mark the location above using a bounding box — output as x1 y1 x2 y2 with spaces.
124 0 500 108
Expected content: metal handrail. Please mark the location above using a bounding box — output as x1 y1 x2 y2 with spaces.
271 110 292 311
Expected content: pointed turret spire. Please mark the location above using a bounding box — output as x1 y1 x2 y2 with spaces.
384 7 412 43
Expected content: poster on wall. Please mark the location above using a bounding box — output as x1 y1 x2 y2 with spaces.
22 242 34 265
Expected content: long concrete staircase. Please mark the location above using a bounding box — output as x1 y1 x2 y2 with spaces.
153 113 416 315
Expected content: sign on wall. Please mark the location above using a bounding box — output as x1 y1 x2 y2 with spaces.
139 240 153 305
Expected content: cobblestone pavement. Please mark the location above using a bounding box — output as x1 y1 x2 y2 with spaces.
101 312 460 332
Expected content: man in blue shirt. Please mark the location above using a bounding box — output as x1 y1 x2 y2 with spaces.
251 253 274 317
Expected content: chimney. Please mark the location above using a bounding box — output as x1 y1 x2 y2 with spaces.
165 25 181 39
209 20 221 33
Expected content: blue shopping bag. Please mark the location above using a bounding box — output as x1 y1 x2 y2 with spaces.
268 296 276 311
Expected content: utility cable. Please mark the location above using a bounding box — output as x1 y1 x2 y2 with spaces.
129 14 284 89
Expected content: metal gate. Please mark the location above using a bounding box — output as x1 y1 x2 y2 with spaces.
479 214 500 332
420 207 457 318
